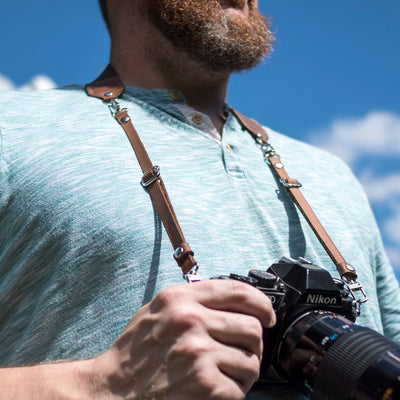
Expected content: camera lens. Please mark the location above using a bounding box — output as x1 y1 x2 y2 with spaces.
279 311 400 399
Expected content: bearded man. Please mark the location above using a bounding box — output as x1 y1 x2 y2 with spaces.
1 1 399 399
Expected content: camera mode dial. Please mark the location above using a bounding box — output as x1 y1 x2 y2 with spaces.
249 270 277 288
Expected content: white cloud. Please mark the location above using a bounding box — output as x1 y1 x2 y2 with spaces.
310 111 400 165
358 171 400 203
19 75 57 91
308 111 400 272
0 73 15 90
0 73 56 91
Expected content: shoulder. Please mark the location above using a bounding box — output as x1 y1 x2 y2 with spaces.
0 86 97 131
0 85 93 117
0 86 115 146
0 85 87 102
0 86 118 172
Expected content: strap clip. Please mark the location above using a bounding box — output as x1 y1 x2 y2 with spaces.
183 263 202 283
343 277 369 315
107 97 127 117
141 166 161 187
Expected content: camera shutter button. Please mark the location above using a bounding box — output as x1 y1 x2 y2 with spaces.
249 270 277 288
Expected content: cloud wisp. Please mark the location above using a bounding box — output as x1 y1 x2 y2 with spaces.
310 111 400 164
309 111 400 273
0 73 56 91
0 74 15 91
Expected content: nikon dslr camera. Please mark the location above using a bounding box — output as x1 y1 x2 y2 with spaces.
217 257 400 400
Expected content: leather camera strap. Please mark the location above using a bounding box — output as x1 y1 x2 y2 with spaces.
85 65 359 284
230 109 358 282
86 65 197 279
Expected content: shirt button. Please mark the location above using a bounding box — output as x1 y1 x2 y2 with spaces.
226 144 233 152
191 113 204 124
170 90 182 101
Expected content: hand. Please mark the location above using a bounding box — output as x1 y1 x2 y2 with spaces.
94 279 276 400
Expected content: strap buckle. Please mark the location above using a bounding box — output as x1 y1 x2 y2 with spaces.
141 166 161 187
279 178 302 188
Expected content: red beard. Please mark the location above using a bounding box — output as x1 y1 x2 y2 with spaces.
147 0 274 72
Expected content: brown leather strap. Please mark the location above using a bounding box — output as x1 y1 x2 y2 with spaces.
232 111 358 281
85 66 196 276
230 108 269 143
268 156 356 280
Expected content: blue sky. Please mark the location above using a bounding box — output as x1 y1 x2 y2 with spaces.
1 1 399 278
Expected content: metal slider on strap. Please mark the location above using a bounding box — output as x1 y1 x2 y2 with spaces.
141 166 161 187
279 178 302 188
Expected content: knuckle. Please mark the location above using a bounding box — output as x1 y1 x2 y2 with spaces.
173 335 210 360
247 353 262 376
247 317 263 339
154 285 184 308
194 367 219 394
239 353 261 392
167 304 203 331
228 280 252 303
190 360 248 400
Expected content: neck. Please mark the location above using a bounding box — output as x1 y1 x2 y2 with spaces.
108 2 230 133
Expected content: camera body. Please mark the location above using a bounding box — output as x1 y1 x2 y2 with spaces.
218 256 357 381
218 257 400 399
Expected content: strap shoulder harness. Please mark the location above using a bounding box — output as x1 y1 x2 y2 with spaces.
85 65 367 308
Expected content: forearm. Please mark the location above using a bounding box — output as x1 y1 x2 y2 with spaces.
0 280 275 400
0 358 100 400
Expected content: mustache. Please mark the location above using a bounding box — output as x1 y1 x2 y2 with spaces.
219 0 248 8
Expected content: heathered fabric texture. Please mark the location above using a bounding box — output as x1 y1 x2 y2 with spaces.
1 85 399 399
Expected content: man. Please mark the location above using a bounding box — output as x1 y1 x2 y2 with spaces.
0 0 399 399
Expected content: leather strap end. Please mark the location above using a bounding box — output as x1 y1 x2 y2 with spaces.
174 242 196 275
85 64 125 101
180 255 197 276
337 262 358 281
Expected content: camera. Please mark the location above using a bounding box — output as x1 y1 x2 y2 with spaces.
217 257 400 399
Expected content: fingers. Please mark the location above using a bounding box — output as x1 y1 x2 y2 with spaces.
215 344 261 392
152 279 276 329
204 308 264 359
198 279 277 328
126 279 277 399
169 331 261 398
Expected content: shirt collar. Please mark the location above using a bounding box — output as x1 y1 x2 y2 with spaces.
122 85 231 141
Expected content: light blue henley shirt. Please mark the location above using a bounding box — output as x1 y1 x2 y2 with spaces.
1 85 399 399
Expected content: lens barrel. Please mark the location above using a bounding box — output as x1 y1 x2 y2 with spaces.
280 311 400 399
